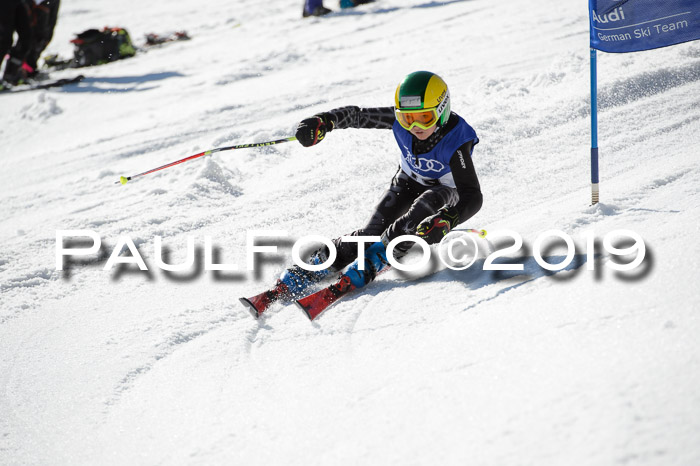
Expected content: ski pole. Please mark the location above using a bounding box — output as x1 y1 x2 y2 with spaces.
456 228 487 238
116 136 297 185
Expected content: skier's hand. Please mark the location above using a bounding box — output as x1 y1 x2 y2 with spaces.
295 113 335 147
416 207 459 244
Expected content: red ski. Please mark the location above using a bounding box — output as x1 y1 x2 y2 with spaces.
239 281 290 319
295 274 357 321
296 259 397 320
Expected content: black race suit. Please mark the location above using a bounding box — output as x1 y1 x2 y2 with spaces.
322 106 483 271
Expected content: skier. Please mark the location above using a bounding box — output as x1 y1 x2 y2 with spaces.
241 71 483 317
0 0 34 87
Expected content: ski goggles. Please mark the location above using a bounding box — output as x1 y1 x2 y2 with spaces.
395 107 439 131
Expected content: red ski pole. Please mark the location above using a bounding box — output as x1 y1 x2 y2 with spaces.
116 136 297 185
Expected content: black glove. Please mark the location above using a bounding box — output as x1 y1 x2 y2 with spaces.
416 207 460 244
295 113 335 147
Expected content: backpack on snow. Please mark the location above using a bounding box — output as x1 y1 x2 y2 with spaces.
70 27 137 67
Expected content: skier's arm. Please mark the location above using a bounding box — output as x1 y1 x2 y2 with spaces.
447 141 483 223
325 106 395 130
295 106 395 147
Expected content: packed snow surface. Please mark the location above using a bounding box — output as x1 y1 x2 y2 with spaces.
1 0 699 464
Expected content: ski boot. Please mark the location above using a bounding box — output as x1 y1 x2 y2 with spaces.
343 240 389 289
239 247 333 318
295 240 390 320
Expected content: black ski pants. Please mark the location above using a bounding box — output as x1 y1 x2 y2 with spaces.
329 168 458 270
25 0 61 70
0 0 32 68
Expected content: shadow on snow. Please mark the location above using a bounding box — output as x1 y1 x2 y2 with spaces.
353 247 654 308
60 71 185 93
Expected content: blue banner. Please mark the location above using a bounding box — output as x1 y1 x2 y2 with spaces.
589 0 700 53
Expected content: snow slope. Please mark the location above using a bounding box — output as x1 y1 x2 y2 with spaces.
1 0 699 464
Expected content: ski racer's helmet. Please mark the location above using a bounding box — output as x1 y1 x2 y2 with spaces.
394 71 451 131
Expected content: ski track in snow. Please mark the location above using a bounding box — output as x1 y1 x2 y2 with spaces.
1 0 700 464
102 306 243 411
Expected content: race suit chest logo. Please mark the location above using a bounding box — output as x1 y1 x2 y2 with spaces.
401 147 446 173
